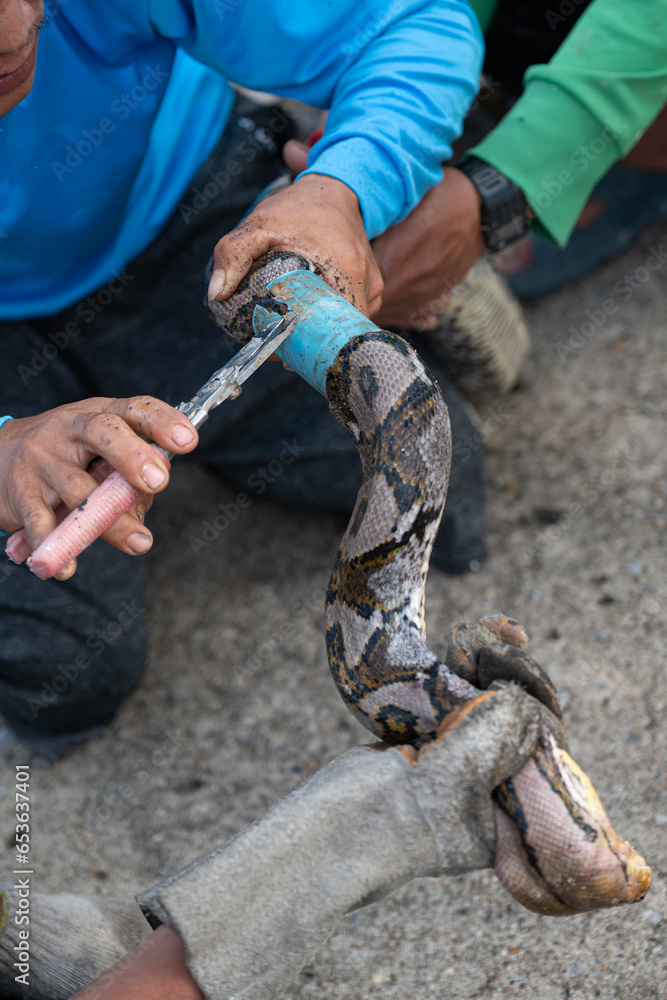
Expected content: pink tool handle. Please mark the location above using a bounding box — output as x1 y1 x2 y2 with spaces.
5 458 115 566
4 450 169 581
4 532 34 566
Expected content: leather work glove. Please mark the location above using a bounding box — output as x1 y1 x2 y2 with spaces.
0 687 551 1000
134 683 547 1000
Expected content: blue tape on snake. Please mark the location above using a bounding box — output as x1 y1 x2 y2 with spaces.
257 269 379 396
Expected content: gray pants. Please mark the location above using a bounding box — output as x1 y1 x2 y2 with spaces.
0 101 484 759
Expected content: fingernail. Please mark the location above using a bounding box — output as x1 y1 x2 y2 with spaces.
128 532 152 554
141 462 166 490
208 269 226 301
55 560 76 581
171 423 194 447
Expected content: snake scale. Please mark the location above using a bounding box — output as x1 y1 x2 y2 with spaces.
208 250 650 916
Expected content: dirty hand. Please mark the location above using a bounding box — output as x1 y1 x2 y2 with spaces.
133 685 542 1000
0 397 197 580
207 173 383 317
372 166 486 331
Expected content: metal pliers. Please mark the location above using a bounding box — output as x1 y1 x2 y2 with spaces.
175 314 293 436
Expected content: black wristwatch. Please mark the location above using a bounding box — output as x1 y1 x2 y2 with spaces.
456 156 533 253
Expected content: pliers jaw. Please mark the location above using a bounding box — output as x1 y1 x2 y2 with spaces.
177 314 293 431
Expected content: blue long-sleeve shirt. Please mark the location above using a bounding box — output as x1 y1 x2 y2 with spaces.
0 0 482 319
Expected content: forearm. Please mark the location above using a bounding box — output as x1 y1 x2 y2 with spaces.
471 0 667 245
0 415 13 536
161 0 483 240
301 0 484 237
72 927 204 1000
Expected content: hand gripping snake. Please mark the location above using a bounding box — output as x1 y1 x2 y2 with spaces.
208 249 650 916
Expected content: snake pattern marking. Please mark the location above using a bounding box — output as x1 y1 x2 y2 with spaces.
208 250 650 916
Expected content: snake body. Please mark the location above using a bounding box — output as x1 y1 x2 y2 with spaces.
208 251 650 915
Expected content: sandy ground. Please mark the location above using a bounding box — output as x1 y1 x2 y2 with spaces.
2 220 667 1000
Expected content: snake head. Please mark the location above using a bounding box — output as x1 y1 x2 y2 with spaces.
493 726 651 915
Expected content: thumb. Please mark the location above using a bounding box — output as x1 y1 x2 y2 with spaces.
282 139 309 174
19 493 79 580
208 227 275 303
20 494 58 555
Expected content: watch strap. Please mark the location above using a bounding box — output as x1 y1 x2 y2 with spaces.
457 157 532 253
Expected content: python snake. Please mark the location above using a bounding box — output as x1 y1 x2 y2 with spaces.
208 250 650 916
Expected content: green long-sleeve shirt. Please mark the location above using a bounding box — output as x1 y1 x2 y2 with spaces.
468 0 667 245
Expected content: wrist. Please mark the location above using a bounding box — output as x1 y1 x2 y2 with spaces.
295 172 361 213
455 157 534 253
0 416 13 537
442 164 485 243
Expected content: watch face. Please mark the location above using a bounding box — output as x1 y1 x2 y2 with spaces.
487 215 529 253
